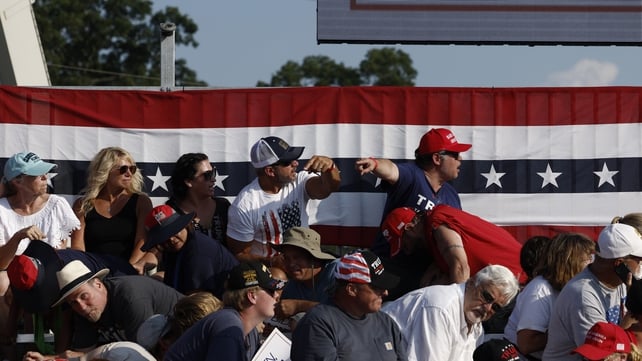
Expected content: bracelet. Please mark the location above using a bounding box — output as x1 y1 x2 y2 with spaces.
325 162 335 173
369 157 379 171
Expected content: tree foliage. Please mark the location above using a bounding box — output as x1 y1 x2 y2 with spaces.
34 0 207 86
360 48 417 86
257 48 416 87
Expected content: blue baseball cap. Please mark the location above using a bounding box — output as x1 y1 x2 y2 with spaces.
4 152 56 181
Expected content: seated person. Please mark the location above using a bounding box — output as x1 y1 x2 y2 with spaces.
140 205 238 298
271 227 337 328
164 262 286 361
291 251 406 361
137 292 224 360
504 233 594 359
382 205 525 286
23 260 183 360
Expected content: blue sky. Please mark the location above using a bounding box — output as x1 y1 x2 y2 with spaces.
153 0 642 88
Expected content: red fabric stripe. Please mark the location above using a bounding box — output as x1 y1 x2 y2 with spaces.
1 86 641 128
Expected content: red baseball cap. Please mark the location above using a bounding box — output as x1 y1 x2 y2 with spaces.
416 128 472 156
141 205 194 251
7 240 63 312
381 207 418 257
8 255 39 291
572 322 633 360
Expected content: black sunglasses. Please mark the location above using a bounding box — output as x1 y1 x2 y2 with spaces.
261 287 276 297
117 165 137 175
480 289 503 312
271 159 294 167
439 151 460 160
198 169 216 181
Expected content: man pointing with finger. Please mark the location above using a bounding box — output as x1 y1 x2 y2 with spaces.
227 136 341 268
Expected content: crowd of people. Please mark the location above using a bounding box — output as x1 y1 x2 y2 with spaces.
0 129 640 361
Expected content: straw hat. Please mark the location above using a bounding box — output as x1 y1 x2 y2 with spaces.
52 260 109 307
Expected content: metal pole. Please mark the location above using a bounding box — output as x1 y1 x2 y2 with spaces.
160 22 176 91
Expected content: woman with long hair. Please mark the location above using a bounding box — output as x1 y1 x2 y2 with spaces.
166 153 230 244
70 147 156 274
504 232 596 360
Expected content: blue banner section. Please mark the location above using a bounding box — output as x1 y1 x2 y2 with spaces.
1 157 636 197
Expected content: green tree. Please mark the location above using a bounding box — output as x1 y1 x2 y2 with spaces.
360 48 416 86
258 56 360 87
257 47 416 87
34 0 207 86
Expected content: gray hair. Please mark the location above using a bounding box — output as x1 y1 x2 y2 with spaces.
471 264 520 303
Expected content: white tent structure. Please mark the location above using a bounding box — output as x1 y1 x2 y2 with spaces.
0 0 49 85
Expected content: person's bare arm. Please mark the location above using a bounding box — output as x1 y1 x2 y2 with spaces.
129 194 156 274
303 155 341 200
23 349 88 361
274 299 319 319
433 224 470 283
0 226 44 269
226 237 284 268
354 157 400 184
227 237 262 262
516 329 547 356
70 197 86 251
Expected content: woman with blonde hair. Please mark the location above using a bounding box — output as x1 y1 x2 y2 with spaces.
71 147 156 274
504 232 595 360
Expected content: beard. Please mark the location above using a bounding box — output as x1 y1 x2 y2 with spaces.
84 308 103 322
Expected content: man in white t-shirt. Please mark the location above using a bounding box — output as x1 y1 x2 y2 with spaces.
226 136 341 266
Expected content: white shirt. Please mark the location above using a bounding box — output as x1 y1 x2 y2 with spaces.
382 283 483 361
0 195 80 254
227 172 314 257
503 275 556 360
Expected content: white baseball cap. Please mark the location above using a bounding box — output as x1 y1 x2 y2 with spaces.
597 223 642 259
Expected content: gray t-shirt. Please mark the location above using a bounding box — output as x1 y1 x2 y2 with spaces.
543 267 626 361
291 302 407 361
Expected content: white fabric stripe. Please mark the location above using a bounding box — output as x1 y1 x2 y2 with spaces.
52 192 637 228
2 123 642 161
335 253 372 283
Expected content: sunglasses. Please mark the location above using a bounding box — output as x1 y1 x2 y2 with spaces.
439 151 460 160
261 287 277 297
117 165 137 175
198 169 216 181
480 289 503 313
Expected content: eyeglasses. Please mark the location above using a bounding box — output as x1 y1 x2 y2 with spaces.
439 151 460 160
198 169 216 181
117 165 137 175
480 289 503 312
